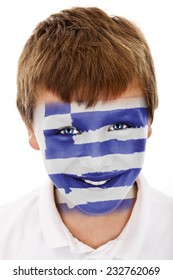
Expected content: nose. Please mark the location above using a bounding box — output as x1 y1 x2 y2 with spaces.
76 127 114 172
81 155 108 173
81 141 113 173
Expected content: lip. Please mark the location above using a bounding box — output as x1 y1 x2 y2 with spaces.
77 170 124 182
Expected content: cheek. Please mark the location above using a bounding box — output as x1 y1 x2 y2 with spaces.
43 134 81 174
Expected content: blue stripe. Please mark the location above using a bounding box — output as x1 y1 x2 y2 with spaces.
71 108 148 130
49 168 141 194
45 102 71 116
44 131 146 159
77 198 136 214
58 199 135 214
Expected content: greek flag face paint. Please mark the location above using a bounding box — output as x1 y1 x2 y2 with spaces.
33 97 149 215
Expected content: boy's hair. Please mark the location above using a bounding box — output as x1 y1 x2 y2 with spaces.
17 7 158 126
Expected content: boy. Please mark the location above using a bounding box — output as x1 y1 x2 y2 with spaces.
0 7 173 259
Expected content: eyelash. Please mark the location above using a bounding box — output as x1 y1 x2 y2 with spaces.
57 123 133 136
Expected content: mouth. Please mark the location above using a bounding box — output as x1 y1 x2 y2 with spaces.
67 171 126 189
83 179 110 186
77 171 124 187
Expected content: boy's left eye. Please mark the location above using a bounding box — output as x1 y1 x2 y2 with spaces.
58 126 81 136
108 123 131 131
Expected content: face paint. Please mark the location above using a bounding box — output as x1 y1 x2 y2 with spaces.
33 97 149 215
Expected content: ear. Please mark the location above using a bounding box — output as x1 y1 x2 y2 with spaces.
27 127 40 150
147 125 152 139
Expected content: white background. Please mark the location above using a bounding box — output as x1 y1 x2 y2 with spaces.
0 0 173 205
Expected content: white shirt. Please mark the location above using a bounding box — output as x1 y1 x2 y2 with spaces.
0 175 173 260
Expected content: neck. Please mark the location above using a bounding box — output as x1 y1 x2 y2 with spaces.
54 186 137 249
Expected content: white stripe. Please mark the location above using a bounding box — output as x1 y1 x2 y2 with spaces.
57 185 136 207
70 97 147 113
43 114 72 130
45 152 144 175
73 126 148 144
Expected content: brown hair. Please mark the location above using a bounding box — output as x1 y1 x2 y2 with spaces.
17 7 158 126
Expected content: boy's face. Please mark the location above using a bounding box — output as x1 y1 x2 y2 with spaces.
29 85 151 215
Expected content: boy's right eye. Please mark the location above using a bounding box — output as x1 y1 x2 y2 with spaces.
58 126 81 136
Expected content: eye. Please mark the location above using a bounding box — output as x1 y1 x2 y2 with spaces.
58 126 81 136
108 123 131 131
